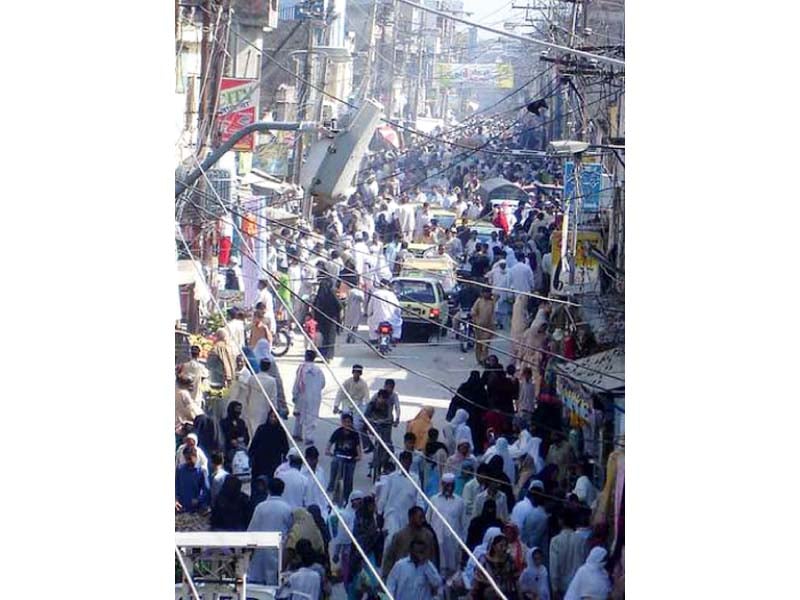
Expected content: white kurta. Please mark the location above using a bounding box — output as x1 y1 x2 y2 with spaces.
343 288 365 331
509 262 535 294
288 567 322 600
247 496 294 585
292 363 326 443
511 498 549 549
277 467 308 510
302 464 330 513
244 372 278 437
398 204 416 239
426 493 466 576
387 557 442 600
367 289 399 336
379 471 423 544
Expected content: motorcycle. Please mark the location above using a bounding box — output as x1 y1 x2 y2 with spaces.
458 313 474 353
377 321 393 355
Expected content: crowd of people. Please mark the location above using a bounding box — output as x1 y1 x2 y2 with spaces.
175 119 622 600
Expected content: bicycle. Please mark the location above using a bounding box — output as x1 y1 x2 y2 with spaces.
369 421 394 485
327 453 356 507
270 320 293 357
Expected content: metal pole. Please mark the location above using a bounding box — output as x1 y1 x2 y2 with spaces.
363 0 378 98
388 0 399 118
175 121 316 197
293 21 316 185
414 15 424 121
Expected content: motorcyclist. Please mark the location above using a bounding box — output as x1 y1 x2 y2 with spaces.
367 279 402 344
451 276 482 339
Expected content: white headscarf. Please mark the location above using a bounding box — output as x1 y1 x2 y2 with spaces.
564 547 611 600
463 526 503 588
483 437 514 481
511 430 545 473
450 409 473 451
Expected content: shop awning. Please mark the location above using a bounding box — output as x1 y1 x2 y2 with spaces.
553 346 625 394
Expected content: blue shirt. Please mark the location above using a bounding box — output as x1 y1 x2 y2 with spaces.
176 464 209 512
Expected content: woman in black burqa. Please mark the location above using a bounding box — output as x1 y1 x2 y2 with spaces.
313 277 342 360
447 370 489 451
248 409 289 480
211 474 252 531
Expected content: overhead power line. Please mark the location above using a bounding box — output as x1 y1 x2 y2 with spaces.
394 0 624 67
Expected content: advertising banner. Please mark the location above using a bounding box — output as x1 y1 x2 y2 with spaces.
550 229 604 296
217 78 260 152
435 63 514 89
564 161 604 213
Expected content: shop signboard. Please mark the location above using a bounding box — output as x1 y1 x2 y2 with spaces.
217 78 260 152
564 161 603 213
557 376 592 424
435 63 514 89
550 229 604 296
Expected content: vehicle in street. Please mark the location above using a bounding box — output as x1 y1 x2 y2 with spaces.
463 222 503 246
429 207 458 230
399 256 457 293
392 276 449 342
377 321 393 354
407 242 437 257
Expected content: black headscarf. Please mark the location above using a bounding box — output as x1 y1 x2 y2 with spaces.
448 370 489 450
248 410 289 479
466 498 503 550
220 401 249 456
249 475 270 512
193 414 223 458
488 455 516 514
314 278 341 321
211 475 251 531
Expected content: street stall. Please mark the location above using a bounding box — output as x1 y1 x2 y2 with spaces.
551 346 624 466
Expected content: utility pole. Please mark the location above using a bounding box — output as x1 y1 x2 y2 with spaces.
363 0 378 98
293 20 315 186
388 0 399 118
413 13 424 122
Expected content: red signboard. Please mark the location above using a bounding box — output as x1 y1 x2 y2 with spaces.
217 78 260 152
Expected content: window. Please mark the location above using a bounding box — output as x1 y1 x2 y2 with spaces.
393 280 436 303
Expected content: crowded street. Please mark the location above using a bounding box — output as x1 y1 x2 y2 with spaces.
174 1 625 599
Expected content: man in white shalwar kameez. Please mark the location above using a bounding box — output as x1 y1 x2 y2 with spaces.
277 453 308 509
398 198 416 242
301 446 329 513
367 281 401 341
426 473 466 579
377 452 424 552
511 482 550 554
291 350 326 445
247 478 294 585
243 358 278 438
343 287 366 343
386 540 443 600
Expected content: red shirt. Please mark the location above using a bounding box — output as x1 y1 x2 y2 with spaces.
303 318 318 337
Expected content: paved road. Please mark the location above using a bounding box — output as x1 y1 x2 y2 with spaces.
275 322 513 501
